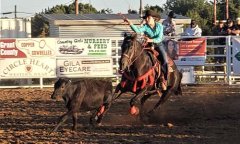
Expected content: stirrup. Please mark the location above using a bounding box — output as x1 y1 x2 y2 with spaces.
161 82 167 91
169 66 174 72
157 81 167 91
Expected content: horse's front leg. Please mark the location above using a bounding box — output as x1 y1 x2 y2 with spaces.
95 91 113 125
129 88 148 115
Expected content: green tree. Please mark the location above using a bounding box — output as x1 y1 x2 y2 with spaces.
99 8 113 14
31 13 49 37
164 0 214 35
144 5 163 13
217 0 240 20
128 9 138 14
32 2 99 37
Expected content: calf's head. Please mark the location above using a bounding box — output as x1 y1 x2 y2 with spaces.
51 78 71 99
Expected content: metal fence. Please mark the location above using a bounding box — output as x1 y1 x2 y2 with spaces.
0 36 240 88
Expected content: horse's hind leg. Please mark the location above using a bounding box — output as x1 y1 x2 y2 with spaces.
148 89 172 114
149 71 181 113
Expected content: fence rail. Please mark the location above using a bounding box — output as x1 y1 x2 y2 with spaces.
0 36 240 88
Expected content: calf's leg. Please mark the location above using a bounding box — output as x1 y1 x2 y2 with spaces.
52 111 71 132
72 112 78 130
90 90 113 125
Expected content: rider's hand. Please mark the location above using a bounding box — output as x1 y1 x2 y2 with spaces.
144 37 153 43
123 18 131 25
142 37 149 47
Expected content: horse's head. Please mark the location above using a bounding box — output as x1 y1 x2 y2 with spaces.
51 78 71 99
120 34 143 72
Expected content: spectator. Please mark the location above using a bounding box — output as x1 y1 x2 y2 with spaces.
213 20 226 45
213 20 226 36
162 11 176 36
224 19 237 35
213 20 226 64
232 18 240 36
182 20 202 37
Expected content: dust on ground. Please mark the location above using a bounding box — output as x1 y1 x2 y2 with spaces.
0 85 239 144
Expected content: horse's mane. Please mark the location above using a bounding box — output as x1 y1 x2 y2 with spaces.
123 34 146 53
122 33 155 71
124 33 144 44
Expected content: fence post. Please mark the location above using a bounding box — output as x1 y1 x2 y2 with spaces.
40 78 43 89
115 45 120 84
226 36 232 85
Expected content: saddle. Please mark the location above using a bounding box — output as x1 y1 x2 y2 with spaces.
145 47 174 73
145 47 175 91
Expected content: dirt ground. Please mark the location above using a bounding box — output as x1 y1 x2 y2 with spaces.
0 85 240 144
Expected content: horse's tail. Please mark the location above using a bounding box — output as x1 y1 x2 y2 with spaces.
174 71 183 95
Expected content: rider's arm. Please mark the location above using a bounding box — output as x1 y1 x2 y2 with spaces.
130 24 146 34
124 18 146 34
152 23 164 43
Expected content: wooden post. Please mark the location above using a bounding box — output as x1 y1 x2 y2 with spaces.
14 5 17 18
226 0 229 19
75 0 79 14
140 0 143 17
213 0 216 25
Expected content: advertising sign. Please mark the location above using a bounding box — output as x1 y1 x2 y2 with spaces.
57 57 113 77
232 38 240 74
177 66 195 84
56 38 112 56
165 38 207 66
0 58 56 78
0 38 56 58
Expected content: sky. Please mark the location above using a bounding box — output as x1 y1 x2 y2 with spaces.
0 0 166 18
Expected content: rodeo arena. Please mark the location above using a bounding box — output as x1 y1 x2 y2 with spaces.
1 2 240 144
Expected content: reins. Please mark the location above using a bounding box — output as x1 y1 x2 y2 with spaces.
122 40 147 67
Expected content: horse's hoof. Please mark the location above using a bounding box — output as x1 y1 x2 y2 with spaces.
146 110 154 117
140 114 150 123
72 127 77 131
97 122 102 126
129 106 139 115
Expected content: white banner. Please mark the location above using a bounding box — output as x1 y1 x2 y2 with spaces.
57 57 113 77
56 38 112 57
177 66 195 84
0 38 56 58
0 58 56 78
232 37 240 74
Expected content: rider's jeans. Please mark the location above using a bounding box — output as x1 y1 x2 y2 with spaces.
155 43 168 80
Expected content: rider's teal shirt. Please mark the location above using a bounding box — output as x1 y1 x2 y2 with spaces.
130 22 164 44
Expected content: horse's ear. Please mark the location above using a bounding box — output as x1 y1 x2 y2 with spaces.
131 33 137 40
58 77 69 83
124 32 128 38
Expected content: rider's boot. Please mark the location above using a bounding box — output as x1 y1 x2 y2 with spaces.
159 74 167 91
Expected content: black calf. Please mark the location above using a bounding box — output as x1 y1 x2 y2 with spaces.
51 78 112 132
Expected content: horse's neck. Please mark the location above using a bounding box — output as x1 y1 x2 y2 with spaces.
132 50 153 77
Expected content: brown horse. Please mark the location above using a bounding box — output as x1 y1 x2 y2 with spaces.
113 34 182 115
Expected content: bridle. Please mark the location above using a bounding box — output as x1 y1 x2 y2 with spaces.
121 39 145 70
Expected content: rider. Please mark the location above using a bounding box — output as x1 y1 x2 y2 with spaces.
123 10 168 90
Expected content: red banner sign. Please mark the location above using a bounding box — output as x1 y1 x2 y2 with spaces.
178 38 206 57
0 39 27 58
